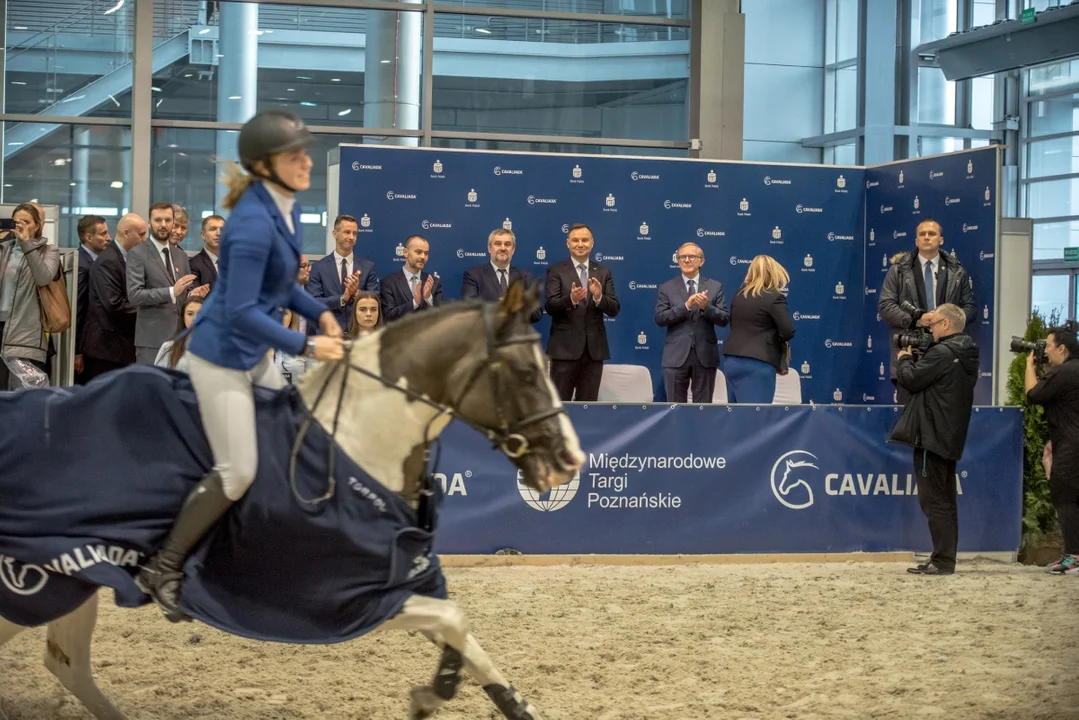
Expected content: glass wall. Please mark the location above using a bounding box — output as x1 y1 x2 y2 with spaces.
0 0 691 253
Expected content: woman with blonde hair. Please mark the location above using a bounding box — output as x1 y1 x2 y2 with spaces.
721 254 796 403
137 110 345 622
347 290 382 339
0 202 60 389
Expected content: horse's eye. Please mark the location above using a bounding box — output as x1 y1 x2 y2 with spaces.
518 366 537 384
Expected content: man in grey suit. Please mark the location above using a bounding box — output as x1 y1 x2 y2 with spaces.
127 202 201 363
654 242 730 403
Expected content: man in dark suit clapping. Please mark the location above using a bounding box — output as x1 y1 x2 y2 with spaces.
654 242 730 403
308 214 379 332
381 235 443 322
544 223 620 402
461 227 542 323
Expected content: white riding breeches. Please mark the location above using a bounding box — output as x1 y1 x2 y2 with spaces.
186 352 286 501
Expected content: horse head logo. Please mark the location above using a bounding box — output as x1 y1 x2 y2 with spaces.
0 554 49 596
770 451 819 510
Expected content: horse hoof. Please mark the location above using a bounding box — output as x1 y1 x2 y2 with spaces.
409 686 442 719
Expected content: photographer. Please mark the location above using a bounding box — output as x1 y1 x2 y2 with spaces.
879 218 976 403
1024 324 1079 575
888 303 980 576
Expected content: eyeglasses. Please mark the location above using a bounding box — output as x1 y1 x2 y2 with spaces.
298 263 311 269
677 254 703 261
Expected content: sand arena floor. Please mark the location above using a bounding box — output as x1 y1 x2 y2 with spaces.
2 560 1078 720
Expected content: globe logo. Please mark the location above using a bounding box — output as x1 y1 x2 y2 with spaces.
518 471 580 512
770 451 818 510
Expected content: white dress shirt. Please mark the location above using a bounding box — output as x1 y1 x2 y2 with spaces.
263 181 296 234
404 268 430 309
150 237 177 303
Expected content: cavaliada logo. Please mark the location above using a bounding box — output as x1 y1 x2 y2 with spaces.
527 195 557 205
351 161 382 171
824 338 853 348
763 175 792 186
421 220 452 230
628 281 658 291
796 204 823 214
769 449 966 510
729 256 751 266
594 252 623 263
386 191 417 201
493 165 523 176
664 199 692 209
631 170 660 181
696 228 725 237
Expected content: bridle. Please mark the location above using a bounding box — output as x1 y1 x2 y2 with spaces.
289 302 568 511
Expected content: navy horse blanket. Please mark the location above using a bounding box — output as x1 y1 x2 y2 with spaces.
0 365 446 642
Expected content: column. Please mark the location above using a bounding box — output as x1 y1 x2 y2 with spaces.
215 1 259 208
861 0 898 164
73 128 90 212
689 0 744 160
363 2 422 146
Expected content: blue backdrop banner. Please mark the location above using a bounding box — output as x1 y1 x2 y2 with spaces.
334 145 1000 404
430 405 1022 555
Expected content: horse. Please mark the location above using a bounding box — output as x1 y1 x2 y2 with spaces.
0 282 584 720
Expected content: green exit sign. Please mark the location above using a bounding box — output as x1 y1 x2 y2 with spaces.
1065 247 1079 262
1021 7 1036 23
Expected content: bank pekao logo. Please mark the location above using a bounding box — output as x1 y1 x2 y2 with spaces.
360 213 371 228
536 246 546 261
899 170 905 184
770 450 818 510
879 362 885 378
739 197 749 212
801 361 810 375
804 254 814 268
503 217 513 230
572 164 582 179
835 281 845 295
867 335 873 349
467 188 478 203
983 305 989 320
984 186 991 202
707 169 717 184
639 222 649 235
869 229 875 243
833 388 844 402
773 226 782 240
837 175 846 189
0 555 49 596
395 243 406 257
913 195 920 210
637 331 648 344
883 253 888 268
968 159 973 175
433 159 443 174
518 470 580 512
606 193 616 208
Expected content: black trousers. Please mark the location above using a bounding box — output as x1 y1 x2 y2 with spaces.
663 349 715 404
1049 472 1079 556
914 448 958 571
82 356 128 382
550 357 603 402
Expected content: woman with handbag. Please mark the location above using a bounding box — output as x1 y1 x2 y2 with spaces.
722 254 795 404
0 203 61 390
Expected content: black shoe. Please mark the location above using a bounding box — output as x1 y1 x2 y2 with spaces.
906 563 954 575
136 472 233 622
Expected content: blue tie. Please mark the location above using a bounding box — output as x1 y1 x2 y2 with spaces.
924 260 936 311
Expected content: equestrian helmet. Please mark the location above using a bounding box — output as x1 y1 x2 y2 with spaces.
237 110 314 171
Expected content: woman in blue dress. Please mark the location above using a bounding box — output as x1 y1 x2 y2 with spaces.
138 110 345 621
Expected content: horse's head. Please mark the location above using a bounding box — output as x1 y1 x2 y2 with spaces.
449 283 585 492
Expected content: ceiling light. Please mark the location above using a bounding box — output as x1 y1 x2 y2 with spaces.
297 76 312 80
7 142 24 147
380 59 391 64
228 95 241 100
184 73 192 78
286 88 295 92
474 26 492 35
151 86 162 92
331 78 341 82
338 108 351 116
111 181 124 188
11 81 26 86
103 0 124 15
300 101 317 107
70 182 77 187
198 28 210 35
13 26 27 30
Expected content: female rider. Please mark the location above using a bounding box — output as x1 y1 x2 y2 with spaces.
137 110 345 621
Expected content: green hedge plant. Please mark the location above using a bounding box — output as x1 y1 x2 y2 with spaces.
1004 308 1061 549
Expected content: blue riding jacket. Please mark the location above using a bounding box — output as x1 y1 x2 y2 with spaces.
188 182 327 370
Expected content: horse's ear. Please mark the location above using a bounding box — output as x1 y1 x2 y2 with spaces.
499 280 526 319
521 281 540 317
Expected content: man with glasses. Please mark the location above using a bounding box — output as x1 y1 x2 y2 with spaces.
654 242 730 403
887 303 980 576
879 217 976 404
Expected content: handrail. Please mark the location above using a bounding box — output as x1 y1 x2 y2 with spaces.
5 0 104 62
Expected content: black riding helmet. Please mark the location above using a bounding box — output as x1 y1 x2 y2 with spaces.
238 110 314 192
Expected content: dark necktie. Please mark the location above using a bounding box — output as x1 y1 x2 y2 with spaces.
924 261 936 311
498 268 508 296
162 247 174 283
688 278 696 295
341 257 349 290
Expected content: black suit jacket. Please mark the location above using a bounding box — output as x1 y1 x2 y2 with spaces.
721 288 796 371
84 242 137 364
307 252 379 330
380 269 444 323
189 249 218 293
75 245 95 357
461 263 543 323
544 258 620 362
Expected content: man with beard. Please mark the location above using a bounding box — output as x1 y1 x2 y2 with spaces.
126 201 201 364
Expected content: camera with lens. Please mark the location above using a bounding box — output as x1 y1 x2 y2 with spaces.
1010 337 1047 370
894 300 933 359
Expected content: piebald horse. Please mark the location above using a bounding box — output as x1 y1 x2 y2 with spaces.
0 283 584 720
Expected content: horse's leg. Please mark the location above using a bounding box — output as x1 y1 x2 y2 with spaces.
382 595 543 720
44 592 129 720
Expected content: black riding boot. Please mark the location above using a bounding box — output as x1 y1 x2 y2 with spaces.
136 471 233 622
